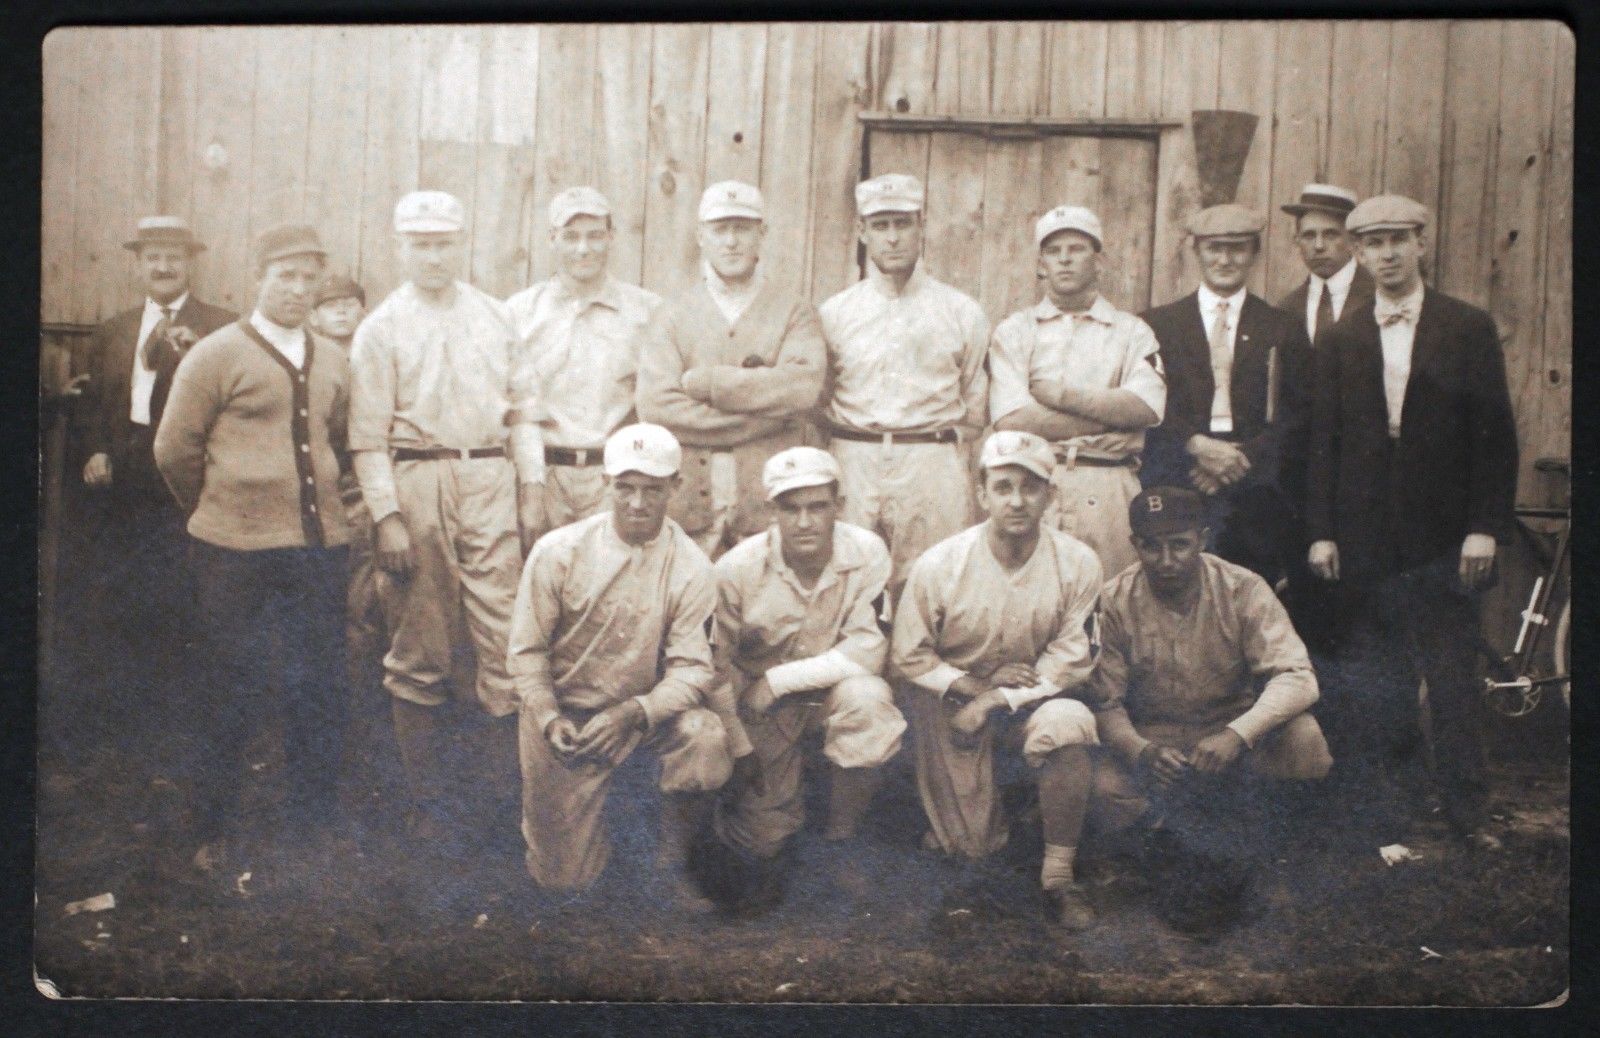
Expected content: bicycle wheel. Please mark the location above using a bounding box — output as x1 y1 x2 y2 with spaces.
1555 597 1570 709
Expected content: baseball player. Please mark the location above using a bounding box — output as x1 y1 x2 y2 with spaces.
990 205 1166 579
708 447 905 902
818 173 990 592
509 423 731 901
505 187 661 539
636 181 826 559
892 430 1104 931
348 190 545 843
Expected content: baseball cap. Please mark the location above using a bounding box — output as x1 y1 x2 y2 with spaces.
604 423 681 479
315 272 366 308
548 186 612 229
700 180 764 222
855 173 925 217
124 215 206 253
1346 194 1430 235
1128 485 1208 537
1187 203 1267 242
394 190 465 234
979 430 1055 482
763 447 841 501
253 223 327 269
1281 182 1359 219
1035 205 1103 250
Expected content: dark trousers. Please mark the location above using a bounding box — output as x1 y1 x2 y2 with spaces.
1320 555 1490 837
187 539 349 841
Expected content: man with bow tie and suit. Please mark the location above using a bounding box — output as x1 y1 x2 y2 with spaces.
1305 195 1518 853
77 216 235 741
1139 204 1312 589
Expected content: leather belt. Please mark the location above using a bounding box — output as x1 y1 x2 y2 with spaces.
829 425 959 446
1053 443 1139 469
394 446 505 461
545 446 604 467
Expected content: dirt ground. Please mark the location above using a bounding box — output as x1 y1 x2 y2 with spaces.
32 691 1569 1008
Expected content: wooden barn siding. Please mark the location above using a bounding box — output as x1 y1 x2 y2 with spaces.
41 21 1572 648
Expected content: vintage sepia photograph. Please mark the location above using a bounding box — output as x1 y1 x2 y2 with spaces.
35 19 1570 1006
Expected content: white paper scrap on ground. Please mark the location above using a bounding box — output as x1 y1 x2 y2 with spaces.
1379 844 1422 866
63 893 116 915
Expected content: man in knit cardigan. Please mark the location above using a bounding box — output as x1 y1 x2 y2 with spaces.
155 223 352 882
636 180 826 560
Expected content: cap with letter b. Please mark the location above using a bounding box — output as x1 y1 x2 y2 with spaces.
1128 485 1208 537
604 422 682 479
979 430 1056 482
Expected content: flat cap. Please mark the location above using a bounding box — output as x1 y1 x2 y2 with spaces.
1346 194 1429 235
315 272 366 307
700 180 764 222
1280 182 1359 219
124 215 206 253
1128 485 1208 537
763 446 841 501
254 223 327 269
1036 205 1103 249
604 422 681 479
980 430 1055 482
394 190 465 234
1187 203 1267 241
548 186 611 229
855 173 924 217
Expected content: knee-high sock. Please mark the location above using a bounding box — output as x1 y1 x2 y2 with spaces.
1037 745 1092 850
824 764 883 841
658 791 712 869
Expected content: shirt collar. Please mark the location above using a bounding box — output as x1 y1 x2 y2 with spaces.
146 292 189 317
702 260 764 298
1197 283 1247 317
605 512 667 553
1322 257 1358 295
763 523 863 585
1032 293 1116 325
249 310 307 348
551 274 626 313
866 262 926 300
1374 283 1426 324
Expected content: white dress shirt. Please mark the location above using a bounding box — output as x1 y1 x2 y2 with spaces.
1375 285 1426 439
1304 257 1359 342
1197 284 1246 434
249 310 307 369
130 292 188 425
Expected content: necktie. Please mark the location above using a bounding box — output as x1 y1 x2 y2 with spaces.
141 306 175 368
1209 302 1233 432
1313 282 1334 341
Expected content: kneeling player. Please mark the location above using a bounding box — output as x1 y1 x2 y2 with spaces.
892 430 1104 931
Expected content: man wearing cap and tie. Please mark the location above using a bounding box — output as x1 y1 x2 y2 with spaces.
1277 183 1374 346
1084 485 1330 935
637 181 826 560
707 446 903 904
892 430 1103 931
509 423 731 900
991 205 1166 579
154 223 351 877
1305 195 1518 852
349 190 545 844
77 216 235 736
1140 204 1312 588
506 187 661 539
818 173 990 592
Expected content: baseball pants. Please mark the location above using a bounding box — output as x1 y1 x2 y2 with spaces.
535 462 610 541
830 439 974 592
1044 460 1142 580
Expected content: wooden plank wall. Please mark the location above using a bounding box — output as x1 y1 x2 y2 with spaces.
40 19 1571 504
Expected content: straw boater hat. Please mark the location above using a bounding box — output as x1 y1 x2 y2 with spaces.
122 215 206 253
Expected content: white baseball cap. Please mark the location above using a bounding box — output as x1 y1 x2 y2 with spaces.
604 423 682 478
856 173 925 216
394 190 465 234
979 430 1056 482
700 180 764 222
548 186 612 229
1035 205 1103 250
763 447 842 501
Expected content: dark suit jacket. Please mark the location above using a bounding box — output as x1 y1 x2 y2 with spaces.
1139 291 1313 495
1277 263 1375 344
1304 288 1518 580
82 295 237 473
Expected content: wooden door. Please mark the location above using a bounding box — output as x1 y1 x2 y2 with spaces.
865 128 1159 323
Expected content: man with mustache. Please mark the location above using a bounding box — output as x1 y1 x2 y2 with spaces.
637 181 826 560
509 423 731 905
154 224 351 880
505 187 661 541
1140 204 1312 589
892 430 1103 932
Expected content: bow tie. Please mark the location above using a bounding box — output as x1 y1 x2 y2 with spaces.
1376 301 1419 327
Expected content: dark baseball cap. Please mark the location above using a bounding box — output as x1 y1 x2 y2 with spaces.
1128 485 1208 537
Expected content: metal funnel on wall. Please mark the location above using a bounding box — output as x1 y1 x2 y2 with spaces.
1191 109 1259 207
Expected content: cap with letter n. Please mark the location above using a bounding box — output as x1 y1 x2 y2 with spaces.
979 430 1056 482
1345 194 1429 236
1186 203 1267 243
1128 484 1208 537
700 180 764 222
763 446 841 501
394 190 465 234
855 173 924 217
1280 182 1359 220
548 186 611 229
604 422 682 479
1036 205 1103 250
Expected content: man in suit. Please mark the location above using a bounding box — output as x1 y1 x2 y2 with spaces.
1305 195 1518 853
77 216 235 749
1140 204 1311 589
1276 183 1374 345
